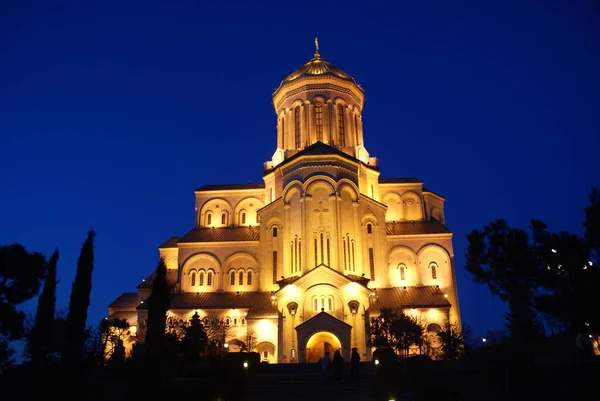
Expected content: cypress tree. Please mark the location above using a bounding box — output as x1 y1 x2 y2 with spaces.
63 229 96 369
28 248 59 370
144 258 170 376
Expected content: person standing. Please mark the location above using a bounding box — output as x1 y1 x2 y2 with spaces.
320 351 332 380
332 350 344 382
350 347 361 380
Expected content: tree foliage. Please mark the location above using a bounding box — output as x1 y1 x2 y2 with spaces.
28 248 59 369
465 219 545 347
203 314 233 358
144 258 170 370
436 322 465 360
0 244 46 341
63 229 96 369
369 308 423 354
100 317 131 362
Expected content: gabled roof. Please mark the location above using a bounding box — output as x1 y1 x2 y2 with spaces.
379 177 422 184
295 310 352 330
108 292 139 309
276 264 370 292
136 291 278 319
385 220 452 235
107 311 138 326
373 286 451 309
195 183 265 192
159 236 180 249
178 227 260 243
136 269 178 289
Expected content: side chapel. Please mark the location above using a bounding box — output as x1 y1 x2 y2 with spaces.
108 40 462 363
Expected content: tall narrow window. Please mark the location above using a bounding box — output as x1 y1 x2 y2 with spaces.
354 114 359 144
343 237 347 270
315 102 323 141
328 296 333 311
337 104 345 147
431 263 437 280
207 271 212 286
199 272 204 286
326 237 331 266
191 272 196 286
294 237 298 273
272 251 278 284
399 264 406 281
241 213 246 225
321 298 325 310
314 238 318 267
313 298 318 311
298 239 302 271
221 212 226 225
247 271 252 285
294 106 301 148
207 213 212 226
290 242 294 273
320 233 324 265
273 227 278 237
230 271 235 286
369 248 375 280
239 271 244 285
367 223 372 234
351 240 356 272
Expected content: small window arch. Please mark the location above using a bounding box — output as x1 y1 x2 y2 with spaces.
199 272 204 286
399 264 406 281
272 227 278 237
230 271 235 286
225 317 230 325
191 272 196 286
241 212 246 225
430 263 438 280
263 351 268 360
328 296 333 311
234 318 238 325
207 271 213 286
238 271 244 285
247 271 252 285
206 213 212 226
203 317 209 325
367 223 372 234
221 212 226 225
241 317 246 325
313 297 318 312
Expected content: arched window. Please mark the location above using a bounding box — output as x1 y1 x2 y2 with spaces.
337 104 345 147
313 297 318 311
241 212 246 225
238 271 244 285
328 296 333 311
367 223 372 234
221 212 226 225
369 248 375 280
272 227 278 237
272 251 278 284
326 237 330 266
206 213 212 226
191 272 196 286
315 102 323 141
199 272 204 286
314 237 318 267
430 263 437 280
241 317 246 325
354 114 359 143
294 106 301 148
230 271 235 286
263 351 268 360
225 317 230 325
207 271 213 286
234 318 238 325
247 271 252 285
399 264 406 281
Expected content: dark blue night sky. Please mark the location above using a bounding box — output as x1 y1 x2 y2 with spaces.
2 0 599 348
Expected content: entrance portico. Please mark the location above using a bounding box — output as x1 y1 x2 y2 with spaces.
295 311 352 362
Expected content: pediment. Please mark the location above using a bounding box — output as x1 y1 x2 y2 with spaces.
295 311 352 331
284 264 354 292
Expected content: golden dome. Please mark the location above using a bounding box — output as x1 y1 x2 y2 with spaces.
276 38 360 89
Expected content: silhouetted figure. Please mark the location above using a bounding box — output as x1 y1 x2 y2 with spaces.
320 351 331 380
332 350 343 382
350 347 360 380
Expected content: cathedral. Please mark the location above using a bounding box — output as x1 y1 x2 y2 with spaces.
108 41 461 363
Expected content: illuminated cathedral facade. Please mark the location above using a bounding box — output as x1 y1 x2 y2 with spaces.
108 41 462 363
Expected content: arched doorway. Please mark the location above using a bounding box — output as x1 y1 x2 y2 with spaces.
306 331 342 363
